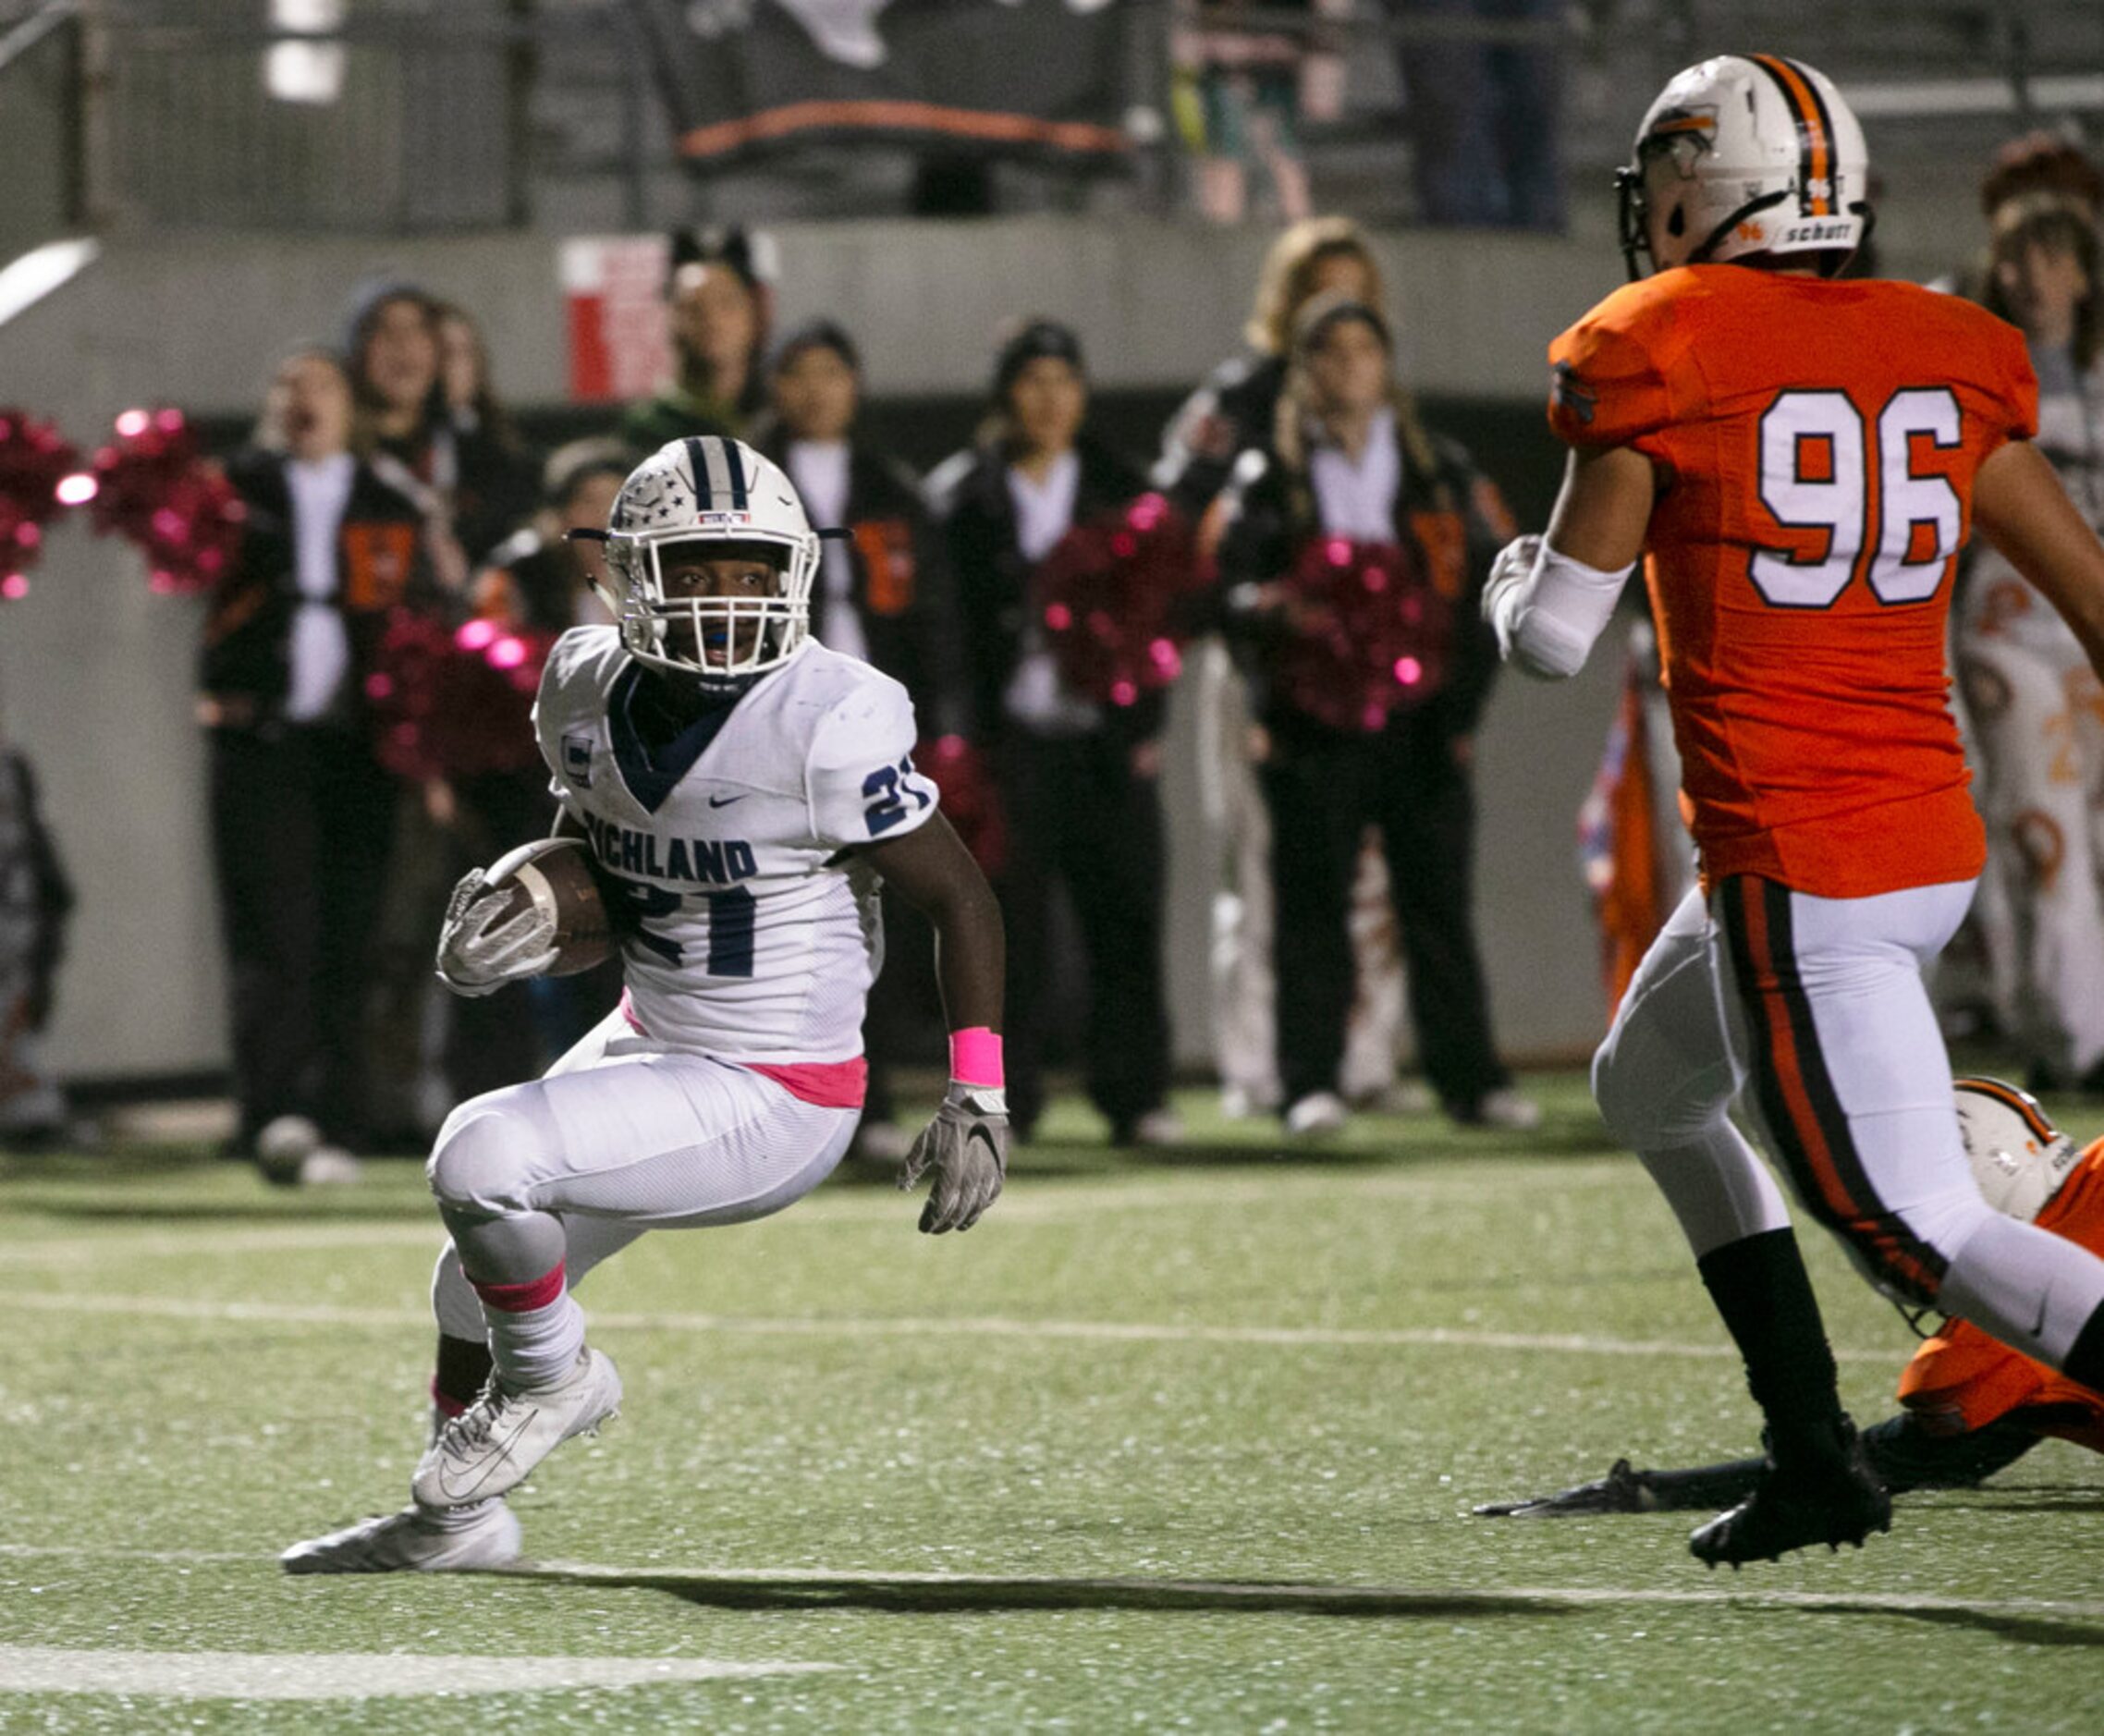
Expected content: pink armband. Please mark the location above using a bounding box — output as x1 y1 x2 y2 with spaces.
948 1026 1004 1088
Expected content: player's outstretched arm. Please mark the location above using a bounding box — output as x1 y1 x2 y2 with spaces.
1482 446 1652 678
1474 1454 1767 1518
1473 1412 2044 1519
1974 438 2104 681
864 813 1009 1234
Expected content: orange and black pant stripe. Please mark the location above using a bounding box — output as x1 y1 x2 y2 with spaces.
1719 875 1949 1306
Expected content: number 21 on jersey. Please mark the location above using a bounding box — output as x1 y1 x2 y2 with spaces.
1750 387 1963 608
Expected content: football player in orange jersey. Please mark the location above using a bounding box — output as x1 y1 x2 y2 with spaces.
1476 1080 2104 1518
1483 54 2104 1565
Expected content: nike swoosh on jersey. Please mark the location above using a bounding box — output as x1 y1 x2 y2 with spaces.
707 793 748 808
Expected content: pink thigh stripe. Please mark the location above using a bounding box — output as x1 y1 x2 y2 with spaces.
746 1057 868 1108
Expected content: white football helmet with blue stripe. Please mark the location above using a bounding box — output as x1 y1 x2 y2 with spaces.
599 435 820 681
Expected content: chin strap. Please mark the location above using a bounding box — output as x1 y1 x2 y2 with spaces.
1684 189 1792 267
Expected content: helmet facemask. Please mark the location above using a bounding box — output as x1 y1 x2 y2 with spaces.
1619 129 1738 278
603 533 814 686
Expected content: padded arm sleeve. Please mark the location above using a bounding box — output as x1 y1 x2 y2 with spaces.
1485 537 1636 679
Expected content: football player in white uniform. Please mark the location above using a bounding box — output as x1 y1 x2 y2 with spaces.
283 436 1009 1572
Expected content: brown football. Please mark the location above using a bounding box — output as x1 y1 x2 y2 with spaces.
485 837 616 976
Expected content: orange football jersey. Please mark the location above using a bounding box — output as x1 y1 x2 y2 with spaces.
1897 1140 2104 1452
1548 266 2038 898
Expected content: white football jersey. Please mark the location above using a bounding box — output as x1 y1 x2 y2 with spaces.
533 627 938 1061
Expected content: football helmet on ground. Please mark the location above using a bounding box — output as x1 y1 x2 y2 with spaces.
592 436 819 683
1618 54 1870 280
1953 1076 2083 1223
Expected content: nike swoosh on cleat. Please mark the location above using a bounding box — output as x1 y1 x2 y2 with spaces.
436 1410 539 1503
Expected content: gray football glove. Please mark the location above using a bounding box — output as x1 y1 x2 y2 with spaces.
1473 1459 1674 1518
899 1084 1009 1233
434 866 560 998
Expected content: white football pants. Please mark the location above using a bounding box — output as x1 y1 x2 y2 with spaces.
1595 876 2104 1369
429 1006 859 1339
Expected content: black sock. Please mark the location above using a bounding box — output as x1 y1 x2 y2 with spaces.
1696 1229 1847 1461
2063 1300 2104 1395
434 1332 495 1412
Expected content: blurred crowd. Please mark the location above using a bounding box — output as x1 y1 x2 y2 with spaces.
1171 0 1565 230
10 127 2104 1180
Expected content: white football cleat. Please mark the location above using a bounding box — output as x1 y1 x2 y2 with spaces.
411 1346 621 1510
1284 1092 1349 1136
297 1145 364 1186
1129 1108 1186 1147
279 1499 521 1574
254 1114 321 1185
1468 1087 1542 1131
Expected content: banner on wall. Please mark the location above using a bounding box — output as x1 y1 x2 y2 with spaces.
622 0 1136 167
560 236 673 404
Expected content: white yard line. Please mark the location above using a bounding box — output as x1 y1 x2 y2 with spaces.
0 1644 831 1700
11 1289 1894 1362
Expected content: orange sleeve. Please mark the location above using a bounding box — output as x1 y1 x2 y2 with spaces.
1547 282 1680 451
1897 1149 2104 1437
1995 315 2040 442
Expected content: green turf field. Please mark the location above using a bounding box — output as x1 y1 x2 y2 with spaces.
6 1074 2102 1732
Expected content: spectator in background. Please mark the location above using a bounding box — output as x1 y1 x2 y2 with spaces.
1390 0 1564 231
345 279 539 1146
756 320 968 1163
432 299 540 556
1979 131 2104 233
927 321 1180 1146
202 346 434 1182
439 440 636 1092
1215 293 1534 1134
1157 215 1411 1119
621 229 773 452
1170 0 1346 225
0 682 75 1152
1936 141 2104 1039
473 438 629 637
343 279 534 574
1954 191 2104 1096
1157 215 1384 519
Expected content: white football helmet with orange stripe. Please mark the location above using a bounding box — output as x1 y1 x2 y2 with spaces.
1953 1077 2083 1223
1618 54 1870 279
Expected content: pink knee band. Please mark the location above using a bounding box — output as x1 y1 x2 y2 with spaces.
949 1027 1004 1088
471 1263 566 1314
